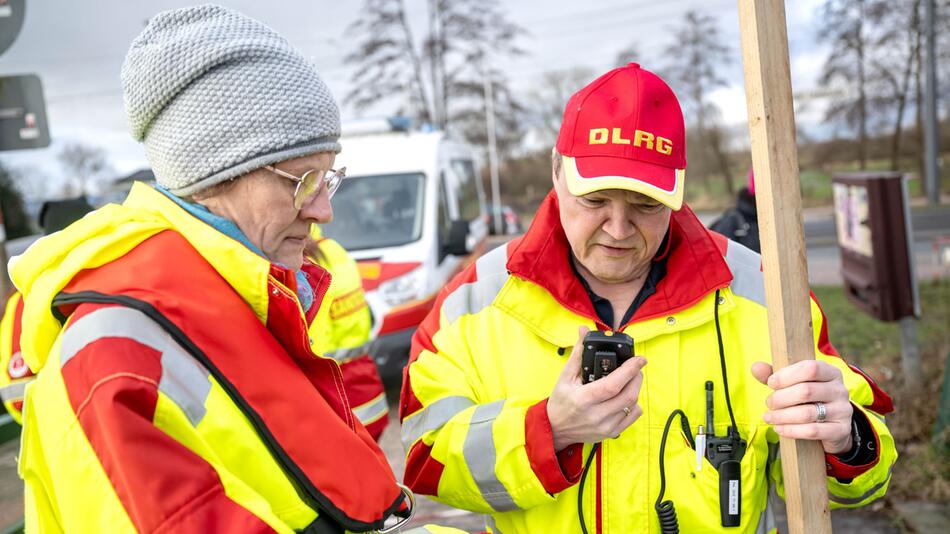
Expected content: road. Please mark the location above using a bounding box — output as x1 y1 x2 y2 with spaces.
801 205 950 246
694 205 950 286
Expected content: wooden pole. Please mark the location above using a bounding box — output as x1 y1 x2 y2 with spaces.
736 1 833 533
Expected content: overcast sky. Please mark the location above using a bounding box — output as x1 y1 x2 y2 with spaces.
0 0 828 199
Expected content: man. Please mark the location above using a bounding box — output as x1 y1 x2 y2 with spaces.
400 64 896 533
307 225 389 440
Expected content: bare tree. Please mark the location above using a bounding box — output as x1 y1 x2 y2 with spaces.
424 0 525 131
818 0 948 182
614 44 641 68
867 0 922 170
344 0 434 124
57 142 109 196
346 0 527 152
661 11 735 194
0 159 36 240
8 164 50 202
818 0 892 170
529 67 595 146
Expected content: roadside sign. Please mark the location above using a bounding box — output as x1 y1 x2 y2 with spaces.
833 172 918 321
0 74 51 150
0 0 25 56
832 183 873 257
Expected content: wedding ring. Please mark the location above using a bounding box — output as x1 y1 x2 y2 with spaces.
622 406 631 417
815 401 827 423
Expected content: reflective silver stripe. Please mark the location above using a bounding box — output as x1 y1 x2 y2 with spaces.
61 306 174 366
399 528 435 534
401 395 475 449
486 513 504 534
755 443 781 534
724 240 766 307
159 342 213 426
443 246 510 324
463 400 519 512
353 392 389 425
0 379 30 402
828 465 893 505
60 307 212 426
323 342 370 363
754 491 778 534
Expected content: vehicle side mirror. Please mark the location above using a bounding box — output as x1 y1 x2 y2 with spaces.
443 219 470 257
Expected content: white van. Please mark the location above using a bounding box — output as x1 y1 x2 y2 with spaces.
321 120 489 378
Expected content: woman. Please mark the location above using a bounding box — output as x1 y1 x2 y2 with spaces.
11 6 449 533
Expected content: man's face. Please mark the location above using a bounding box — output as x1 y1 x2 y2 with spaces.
553 165 672 285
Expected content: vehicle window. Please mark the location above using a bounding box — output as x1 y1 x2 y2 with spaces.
321 173 425 251
450 159 481 222
438 171 451 261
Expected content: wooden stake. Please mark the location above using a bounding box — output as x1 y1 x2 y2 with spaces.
737 1 832 533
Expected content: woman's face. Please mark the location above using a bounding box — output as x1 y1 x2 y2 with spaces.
199 152 336 270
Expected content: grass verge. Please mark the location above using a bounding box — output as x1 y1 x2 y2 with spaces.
813 280 950 504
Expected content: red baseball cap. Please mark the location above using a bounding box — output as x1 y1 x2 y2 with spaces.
556 63 687 210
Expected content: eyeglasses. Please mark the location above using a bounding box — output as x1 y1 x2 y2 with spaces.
265 165 347 209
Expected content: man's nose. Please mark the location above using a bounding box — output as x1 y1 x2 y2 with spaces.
601 205 634 241
300 192 334 224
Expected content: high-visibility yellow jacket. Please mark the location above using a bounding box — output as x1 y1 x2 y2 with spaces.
10 183 412 533
0 292 34 423
309 227 389 440
400 192 897 534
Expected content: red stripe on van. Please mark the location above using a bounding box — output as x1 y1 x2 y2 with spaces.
357 261 421 292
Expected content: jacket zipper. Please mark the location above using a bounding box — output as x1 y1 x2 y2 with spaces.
269 276 356 431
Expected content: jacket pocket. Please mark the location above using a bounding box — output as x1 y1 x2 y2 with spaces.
657 425 769 533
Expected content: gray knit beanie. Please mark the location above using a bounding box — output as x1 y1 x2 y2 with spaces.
121 4 341 197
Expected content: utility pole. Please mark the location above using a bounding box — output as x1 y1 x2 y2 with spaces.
923 0 940 205
482 62 502 233
900 176 923 387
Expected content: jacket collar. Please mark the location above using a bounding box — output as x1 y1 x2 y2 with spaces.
506 190 733 328
12 182 322 372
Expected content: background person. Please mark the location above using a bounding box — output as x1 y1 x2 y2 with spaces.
0 197 95 423
709 168 760 252
307 225 389 440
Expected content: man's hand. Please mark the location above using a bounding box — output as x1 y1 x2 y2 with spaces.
547 326 647 452
752 360 853 454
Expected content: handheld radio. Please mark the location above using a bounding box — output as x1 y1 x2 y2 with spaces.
581 331 634 384
704 381 746 527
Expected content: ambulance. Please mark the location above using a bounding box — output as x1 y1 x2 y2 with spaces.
321 119 489 378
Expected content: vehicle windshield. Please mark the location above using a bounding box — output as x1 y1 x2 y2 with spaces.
321 172 426 251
